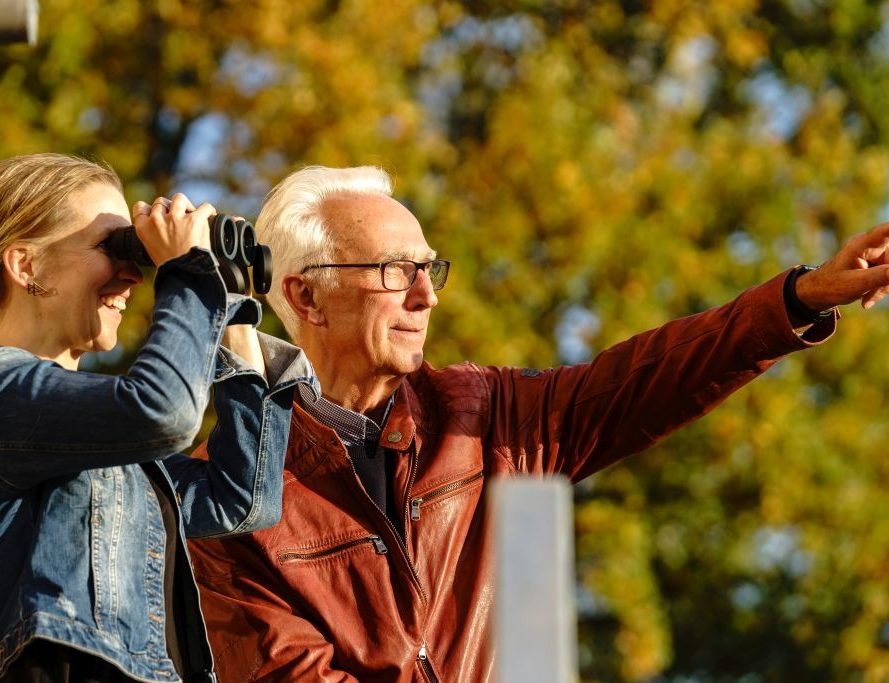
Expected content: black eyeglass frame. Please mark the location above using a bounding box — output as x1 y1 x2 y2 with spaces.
300 259 450 292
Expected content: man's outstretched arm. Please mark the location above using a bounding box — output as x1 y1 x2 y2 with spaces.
482 222 889 482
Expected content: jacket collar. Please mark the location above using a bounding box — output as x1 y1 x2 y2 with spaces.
378 381 418 453
289 376 421 454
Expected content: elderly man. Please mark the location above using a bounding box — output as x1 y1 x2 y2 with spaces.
187 165 889 682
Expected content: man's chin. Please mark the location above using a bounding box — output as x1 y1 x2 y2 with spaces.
390 350 425 376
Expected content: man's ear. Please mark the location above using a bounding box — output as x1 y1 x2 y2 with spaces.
1 244 35 290
282 274 327 326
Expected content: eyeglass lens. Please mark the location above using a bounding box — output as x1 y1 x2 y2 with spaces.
381 260 449 291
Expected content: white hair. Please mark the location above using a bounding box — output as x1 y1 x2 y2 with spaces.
256 165 393 342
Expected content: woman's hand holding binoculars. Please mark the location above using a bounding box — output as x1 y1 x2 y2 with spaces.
132 194 214 266
114 193 272 295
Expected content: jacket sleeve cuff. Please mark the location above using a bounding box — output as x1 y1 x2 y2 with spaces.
224 293 262 327
155 248 262 327
155 246 219 277
214 331 315 390
154 247 226 306
750 269 838 354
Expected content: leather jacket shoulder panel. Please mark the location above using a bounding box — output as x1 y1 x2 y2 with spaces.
405 362 491 495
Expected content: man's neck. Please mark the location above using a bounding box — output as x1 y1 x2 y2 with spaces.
312 363 403 418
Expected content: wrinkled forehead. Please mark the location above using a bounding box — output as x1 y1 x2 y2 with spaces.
322 192 436 261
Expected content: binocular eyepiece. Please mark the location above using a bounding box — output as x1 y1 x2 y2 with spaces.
106 215 272 295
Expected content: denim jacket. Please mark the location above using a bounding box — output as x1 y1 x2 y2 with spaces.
0 249 314 682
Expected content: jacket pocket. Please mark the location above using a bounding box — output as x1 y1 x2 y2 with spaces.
277 534 388 564
410 470 484 521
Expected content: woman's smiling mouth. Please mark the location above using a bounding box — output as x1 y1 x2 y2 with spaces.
101 295 128 312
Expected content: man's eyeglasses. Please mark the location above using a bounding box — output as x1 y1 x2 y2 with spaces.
300 259 450 292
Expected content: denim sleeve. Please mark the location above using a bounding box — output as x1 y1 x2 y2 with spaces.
0 249 243 493
161 335 310 537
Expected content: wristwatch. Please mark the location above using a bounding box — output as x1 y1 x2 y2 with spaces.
783 265 835 324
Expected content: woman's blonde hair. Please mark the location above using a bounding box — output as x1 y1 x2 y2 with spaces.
0 153 122 301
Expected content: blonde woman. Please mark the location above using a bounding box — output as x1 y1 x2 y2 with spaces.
0 154 310 682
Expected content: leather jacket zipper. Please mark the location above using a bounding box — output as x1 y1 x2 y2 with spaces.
348 441 437 669
345 444 429 604
278 534 387 563
410 470 484 521
418 642 440 683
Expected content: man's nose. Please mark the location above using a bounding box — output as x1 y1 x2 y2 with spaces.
406 267 438 309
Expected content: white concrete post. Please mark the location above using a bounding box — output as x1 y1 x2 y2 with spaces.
492 475 577 683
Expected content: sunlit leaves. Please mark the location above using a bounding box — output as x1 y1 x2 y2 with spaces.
6 0 889 679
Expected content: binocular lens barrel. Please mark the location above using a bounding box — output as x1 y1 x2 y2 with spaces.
106 226 152 267
209 215 258 268
105 214 272 295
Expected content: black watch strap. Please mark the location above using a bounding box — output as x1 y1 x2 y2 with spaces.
783 265 835 324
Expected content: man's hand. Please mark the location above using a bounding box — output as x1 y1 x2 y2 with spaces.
795 223 889 311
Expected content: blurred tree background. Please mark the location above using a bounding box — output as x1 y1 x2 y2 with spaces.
4 0 889 680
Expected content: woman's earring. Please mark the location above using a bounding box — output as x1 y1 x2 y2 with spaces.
26 277 57 297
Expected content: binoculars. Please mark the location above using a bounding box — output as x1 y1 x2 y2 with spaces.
106 214 272 295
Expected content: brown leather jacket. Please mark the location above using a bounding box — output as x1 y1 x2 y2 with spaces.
188 272 832 682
